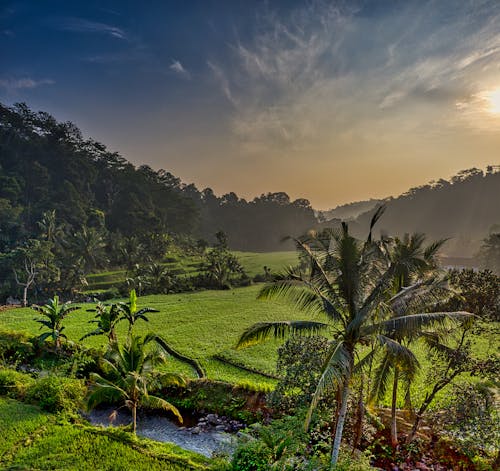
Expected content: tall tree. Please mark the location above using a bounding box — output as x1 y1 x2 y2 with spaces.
237 210 471 466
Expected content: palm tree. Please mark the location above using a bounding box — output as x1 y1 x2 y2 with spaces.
370 233 448 447
32 295 80 350
37 209 64 246
236 209 471 467
117 289 159 334
87 333 185 433
69 225 107 272
80 302 121 344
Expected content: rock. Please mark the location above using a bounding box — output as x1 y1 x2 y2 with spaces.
215 425 226 432
415 462 430 471
191 427 201 434
206 414 218 425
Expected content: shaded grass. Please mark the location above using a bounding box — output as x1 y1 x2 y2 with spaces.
0 398 50 457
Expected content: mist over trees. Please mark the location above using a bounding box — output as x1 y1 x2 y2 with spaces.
0 103 315 254
324 168 500 258
2 102 498 261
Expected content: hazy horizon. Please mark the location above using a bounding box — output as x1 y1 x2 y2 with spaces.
2 0 500 209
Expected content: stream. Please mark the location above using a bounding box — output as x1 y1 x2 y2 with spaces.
88 408 237 458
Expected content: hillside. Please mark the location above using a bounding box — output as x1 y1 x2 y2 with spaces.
322 168 500 257
318 199 382 222
0 103 316 253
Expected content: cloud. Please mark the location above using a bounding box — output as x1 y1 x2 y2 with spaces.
169 60 191 79
206 0 500 152
207 61 236 105
0 77 55 91
58 17 127 40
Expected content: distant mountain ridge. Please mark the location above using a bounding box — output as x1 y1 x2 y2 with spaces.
318 199 383 222
334 167 500 257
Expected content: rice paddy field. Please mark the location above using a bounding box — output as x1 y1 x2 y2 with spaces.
85 250 297 291
0 398 212 470
0 285 310 389
0 251 495 407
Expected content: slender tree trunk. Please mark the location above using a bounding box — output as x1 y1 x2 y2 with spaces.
352 379 365 452
391 367 399 448
23 286 28 307
132 404 137 434
331 382 350 467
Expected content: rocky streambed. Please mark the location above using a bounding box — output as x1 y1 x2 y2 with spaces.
88 408 244 458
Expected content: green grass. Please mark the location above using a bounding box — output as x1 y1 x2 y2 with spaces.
0 398 50 457
84 250 298 290
0 399 211 470
233 251 297 276
0 285 311 387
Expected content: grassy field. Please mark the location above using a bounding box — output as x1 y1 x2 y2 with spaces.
85 250 297 291
1 279 494 405
0 285 311 388
0 398 212 470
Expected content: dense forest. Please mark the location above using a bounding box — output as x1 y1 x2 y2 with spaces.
0 103 316 254
336 167 500 257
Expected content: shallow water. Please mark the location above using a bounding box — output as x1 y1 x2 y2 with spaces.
88 408 236 458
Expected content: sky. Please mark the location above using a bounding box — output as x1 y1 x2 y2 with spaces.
1 0 500 209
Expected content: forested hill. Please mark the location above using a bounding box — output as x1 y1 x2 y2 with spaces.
345 168 500 257
0 103 316 252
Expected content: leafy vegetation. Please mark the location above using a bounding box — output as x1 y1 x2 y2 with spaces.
236 213 472 466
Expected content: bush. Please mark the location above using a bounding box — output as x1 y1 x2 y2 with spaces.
269 336 331 413
0 368 35 399
0 330 35 364
231 440 271 470
27 375 85 413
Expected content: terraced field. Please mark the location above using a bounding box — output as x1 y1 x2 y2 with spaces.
0 398 212 470
84 250 297 292
0 285 312 388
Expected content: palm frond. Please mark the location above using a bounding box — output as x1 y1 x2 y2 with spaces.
305 341 352 428
376 335 420 374
142 395 183 423
363 311 473 338
369 352 392 405
236 320 328 349
367 205 386 243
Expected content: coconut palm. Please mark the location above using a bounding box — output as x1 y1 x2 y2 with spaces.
80 302 121 344
117 289 159 334
370 233 448 447
32 295 80 350
236 209 471 467
87 333 185 433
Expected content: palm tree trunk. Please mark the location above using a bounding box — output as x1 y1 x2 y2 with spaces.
331 382 350 467
132 404 137 434
391 367 399 448
352 378 364 452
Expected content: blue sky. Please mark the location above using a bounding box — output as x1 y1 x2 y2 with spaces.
2 0 500 208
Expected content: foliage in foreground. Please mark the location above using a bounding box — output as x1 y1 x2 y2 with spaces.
0 398 216 470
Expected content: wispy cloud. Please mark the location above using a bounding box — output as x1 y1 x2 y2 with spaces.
169 60 191 79
0 77 55 91
207 0 500 152
207 61 236 105
58 17 127 40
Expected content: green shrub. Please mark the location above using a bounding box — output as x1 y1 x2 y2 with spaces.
27 375 85 413
0 368 35 399
0 330 35 364
231 440 271 470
